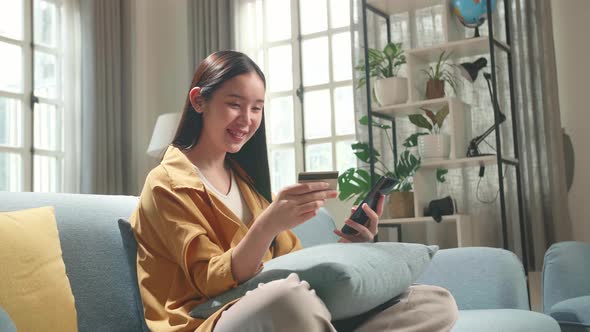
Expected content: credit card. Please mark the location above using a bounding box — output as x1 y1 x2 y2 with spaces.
297 171 339 191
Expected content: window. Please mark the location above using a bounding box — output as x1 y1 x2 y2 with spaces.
0 0 65 192
234 0 357 192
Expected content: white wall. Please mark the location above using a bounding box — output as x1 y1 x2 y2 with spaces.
551 0 590 242
130 0 191 195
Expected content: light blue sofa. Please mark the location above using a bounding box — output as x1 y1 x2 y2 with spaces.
0 192 560 331
543 241 590 332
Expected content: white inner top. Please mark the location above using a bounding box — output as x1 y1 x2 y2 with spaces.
194 166 252 224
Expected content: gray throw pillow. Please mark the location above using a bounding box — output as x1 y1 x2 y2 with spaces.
190 242 437 320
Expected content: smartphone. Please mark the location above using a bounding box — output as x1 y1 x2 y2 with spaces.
341 176 397 235
297 171 339 191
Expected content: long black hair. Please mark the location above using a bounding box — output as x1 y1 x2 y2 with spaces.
172 50 272 203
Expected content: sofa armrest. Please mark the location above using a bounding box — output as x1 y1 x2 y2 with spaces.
416 247 529 310
543 241 590 313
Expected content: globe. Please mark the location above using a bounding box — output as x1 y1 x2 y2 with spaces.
452 0 497 37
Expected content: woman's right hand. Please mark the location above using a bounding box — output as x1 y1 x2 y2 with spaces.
254 182 338 236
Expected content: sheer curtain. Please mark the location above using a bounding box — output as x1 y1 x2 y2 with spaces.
352 0 571 270
80 0 129 194
62 0 82 193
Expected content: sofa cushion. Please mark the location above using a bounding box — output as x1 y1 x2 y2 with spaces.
290 207 340 247
452 309 561 332
190 242 437 320
548 296 590 329
0 306 16 332
0 207 77 332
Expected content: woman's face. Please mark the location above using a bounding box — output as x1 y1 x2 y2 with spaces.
191 72 265 154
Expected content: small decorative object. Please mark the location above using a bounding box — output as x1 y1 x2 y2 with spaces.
422 51 460 100
424 196 457 222
452 0 497 38
356 42 408 106
409 106 451 160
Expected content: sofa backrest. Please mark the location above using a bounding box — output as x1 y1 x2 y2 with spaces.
0 192 340 331
0 192 143 332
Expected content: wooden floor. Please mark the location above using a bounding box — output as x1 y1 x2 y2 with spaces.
529 271 543 312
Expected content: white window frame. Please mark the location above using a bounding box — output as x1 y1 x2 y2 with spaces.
0 0 65 192
235 0 357 192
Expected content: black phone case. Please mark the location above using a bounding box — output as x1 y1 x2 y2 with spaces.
341 176 392 235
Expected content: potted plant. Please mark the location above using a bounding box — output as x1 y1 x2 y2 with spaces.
421 51 460 99
355 42 408 106
338 116 422 218
409 106 451 160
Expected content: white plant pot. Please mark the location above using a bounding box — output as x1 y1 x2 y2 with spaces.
374 77 408 106
418 134 450 161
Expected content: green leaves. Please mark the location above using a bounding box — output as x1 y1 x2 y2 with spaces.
403 133 428 148
359 115 391 129
390 150 421 192
410 106 449 133
409 114 433 131
436 168 448 183
351 142 380 163
338 168 372 205
355 42 406 87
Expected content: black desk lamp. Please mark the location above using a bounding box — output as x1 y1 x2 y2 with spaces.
457 57 506 157
466 72 506 157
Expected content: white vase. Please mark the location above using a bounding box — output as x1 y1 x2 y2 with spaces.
418 134 450 161
374 77 408 106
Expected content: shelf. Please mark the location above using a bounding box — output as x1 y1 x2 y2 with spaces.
379 214 467 225
420 156 518 169
372 97 457 119
367 0 440 15
406 36 510 63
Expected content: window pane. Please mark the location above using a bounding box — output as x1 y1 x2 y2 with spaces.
268 45 292 92
34 103 61 151
302 37 329 86
336 140 357 173
300 0 327 35
34 155 60 192
330 0 350 29
34 0 58 47
305 143 332 171
35 50 58 98
304 89 331 139
0 0 23 40
0 97 22 147
0 42 23 93
331 32 352 82
270 147 295 192
265 0 291 42
0 152 22 191
269 96 294 144
333 86 354 135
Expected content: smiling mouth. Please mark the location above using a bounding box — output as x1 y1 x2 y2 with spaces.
227 128 247 139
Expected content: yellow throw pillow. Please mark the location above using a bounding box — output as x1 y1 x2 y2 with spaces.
0 206 78 332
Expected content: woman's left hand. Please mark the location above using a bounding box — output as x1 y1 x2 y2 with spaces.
334 193 385 243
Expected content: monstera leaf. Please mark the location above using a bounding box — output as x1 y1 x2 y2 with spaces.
338 168 373 205
359 115 392 130
351 142 380 163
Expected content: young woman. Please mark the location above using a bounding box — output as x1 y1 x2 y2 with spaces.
130 50 458 332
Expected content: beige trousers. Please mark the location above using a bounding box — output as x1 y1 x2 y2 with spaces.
213 273 458 332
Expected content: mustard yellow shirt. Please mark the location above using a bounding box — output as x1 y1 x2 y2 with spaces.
130 146 302 332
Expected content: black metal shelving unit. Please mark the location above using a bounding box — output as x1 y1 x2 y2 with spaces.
360 0 528 273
